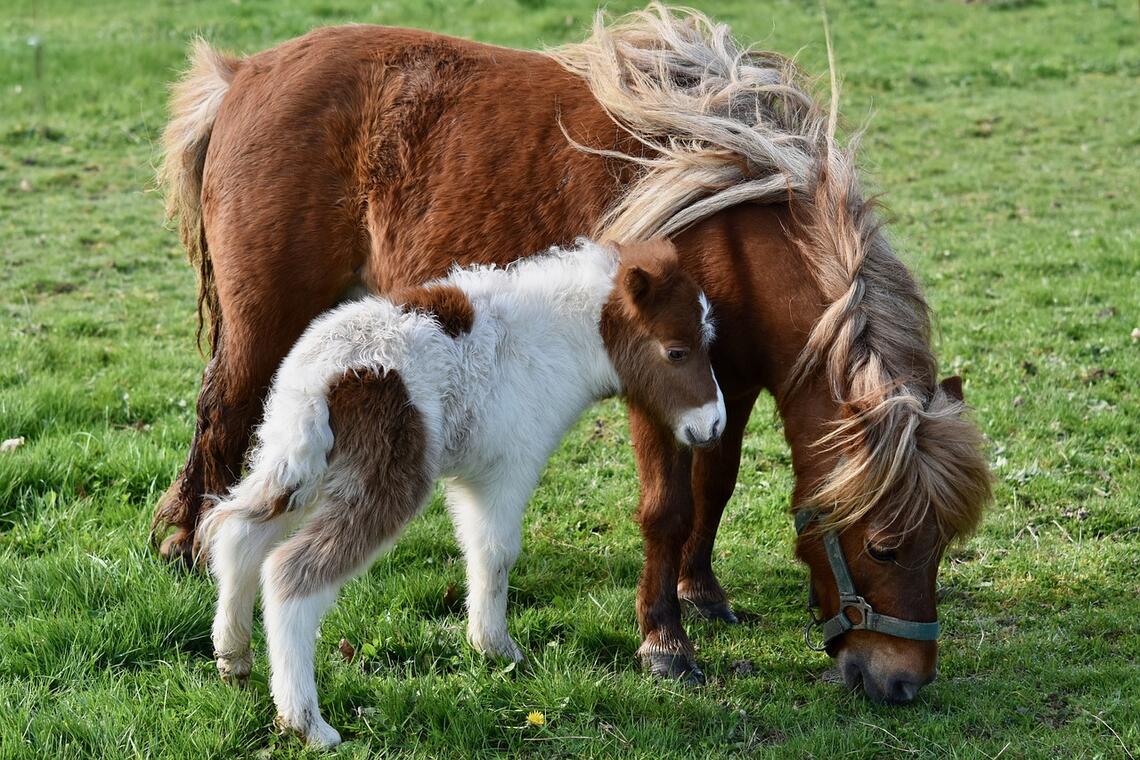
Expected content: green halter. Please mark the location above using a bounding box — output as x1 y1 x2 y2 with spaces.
795 510 941 651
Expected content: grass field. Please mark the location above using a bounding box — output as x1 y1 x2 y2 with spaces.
1 0 1138 757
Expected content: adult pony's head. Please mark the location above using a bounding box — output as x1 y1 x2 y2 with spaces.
551 3 992 700
602 239 725 449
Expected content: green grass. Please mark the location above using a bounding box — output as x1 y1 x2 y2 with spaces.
1 0 1138 757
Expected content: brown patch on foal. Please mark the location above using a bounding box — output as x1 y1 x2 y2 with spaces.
390 283 475 338
268 369 433 600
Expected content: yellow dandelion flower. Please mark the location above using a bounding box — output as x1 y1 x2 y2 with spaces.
526 711 546 727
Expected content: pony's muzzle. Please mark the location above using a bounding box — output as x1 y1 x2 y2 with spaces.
840 650 937 704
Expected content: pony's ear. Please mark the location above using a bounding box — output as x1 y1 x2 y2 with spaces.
939 375 964 402
623 265 652 303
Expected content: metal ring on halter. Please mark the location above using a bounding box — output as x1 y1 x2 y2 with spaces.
803 607 828 651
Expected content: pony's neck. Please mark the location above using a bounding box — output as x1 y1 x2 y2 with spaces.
670 203 844 503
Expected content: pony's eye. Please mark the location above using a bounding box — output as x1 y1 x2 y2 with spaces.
665 347 689 363
866 544 898 563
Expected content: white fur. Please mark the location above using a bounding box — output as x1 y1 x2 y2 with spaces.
677 367 726 447
698 292 715 348
205 239 723 747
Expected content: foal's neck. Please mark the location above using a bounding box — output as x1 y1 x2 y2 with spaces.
451 242 623 400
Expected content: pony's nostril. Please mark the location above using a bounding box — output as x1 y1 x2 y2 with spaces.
709 419 720 439
888 676 921 704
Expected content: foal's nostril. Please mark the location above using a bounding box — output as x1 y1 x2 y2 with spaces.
684 426 697 446
709 419 720 440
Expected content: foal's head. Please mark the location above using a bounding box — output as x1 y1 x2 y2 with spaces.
601 239 725 448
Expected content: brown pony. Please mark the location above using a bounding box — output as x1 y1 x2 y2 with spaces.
155 4 991 702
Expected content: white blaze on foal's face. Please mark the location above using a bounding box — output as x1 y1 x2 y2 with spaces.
601 239 726 448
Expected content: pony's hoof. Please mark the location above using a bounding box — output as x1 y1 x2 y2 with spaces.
276 714 342 748
642 652 706 686
159 530 197 568
683 598 739 624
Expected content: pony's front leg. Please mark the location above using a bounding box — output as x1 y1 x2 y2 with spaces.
627 403 701 684
445 474 534 663
678 390 759 623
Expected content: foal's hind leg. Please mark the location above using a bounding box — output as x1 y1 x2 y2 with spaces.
678 390 758 624
262 487 429 747
209 509 300 685
261 369 432 747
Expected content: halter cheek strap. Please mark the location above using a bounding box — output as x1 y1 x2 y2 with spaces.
795 510 940 651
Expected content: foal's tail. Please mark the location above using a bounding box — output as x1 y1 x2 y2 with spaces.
198 375 338 561
158 38 241 354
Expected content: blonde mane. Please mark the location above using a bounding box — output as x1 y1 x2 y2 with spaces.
548 3 990 537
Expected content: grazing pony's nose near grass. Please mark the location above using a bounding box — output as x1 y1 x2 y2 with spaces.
841 652 936 704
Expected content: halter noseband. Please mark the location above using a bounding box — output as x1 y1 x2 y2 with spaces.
795 510 940 651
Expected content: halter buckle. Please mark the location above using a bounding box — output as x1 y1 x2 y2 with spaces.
839 595 873 629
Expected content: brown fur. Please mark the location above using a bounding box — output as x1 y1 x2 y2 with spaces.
602 240 715 438
268 369 432 600
156 9 991 695
389 283 475 338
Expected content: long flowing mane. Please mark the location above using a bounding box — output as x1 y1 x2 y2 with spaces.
548 3 990 537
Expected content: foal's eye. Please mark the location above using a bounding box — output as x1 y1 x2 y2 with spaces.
866 544 899 563
665 347 689 363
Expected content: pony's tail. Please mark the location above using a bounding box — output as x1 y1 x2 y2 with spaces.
158 38 241 354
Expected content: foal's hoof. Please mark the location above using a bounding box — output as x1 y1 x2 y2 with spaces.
216 651 252 688
276 713 342 749
469 630 526 665
642 652 706 686
158 529 197 569
683 598 740 625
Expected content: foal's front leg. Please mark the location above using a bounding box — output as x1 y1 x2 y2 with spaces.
445 473 536 663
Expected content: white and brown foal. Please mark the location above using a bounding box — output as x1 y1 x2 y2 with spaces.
202 238 724 747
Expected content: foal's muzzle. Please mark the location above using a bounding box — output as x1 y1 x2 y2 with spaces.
676 393 726 449
684 420 721 448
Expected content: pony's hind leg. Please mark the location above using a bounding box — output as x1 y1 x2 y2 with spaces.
445 473 537 664
152 206 365 565
260 369 433 747
207 506 300 685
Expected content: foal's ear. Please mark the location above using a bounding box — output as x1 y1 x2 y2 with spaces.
623 265 653 303
939 375 965 402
